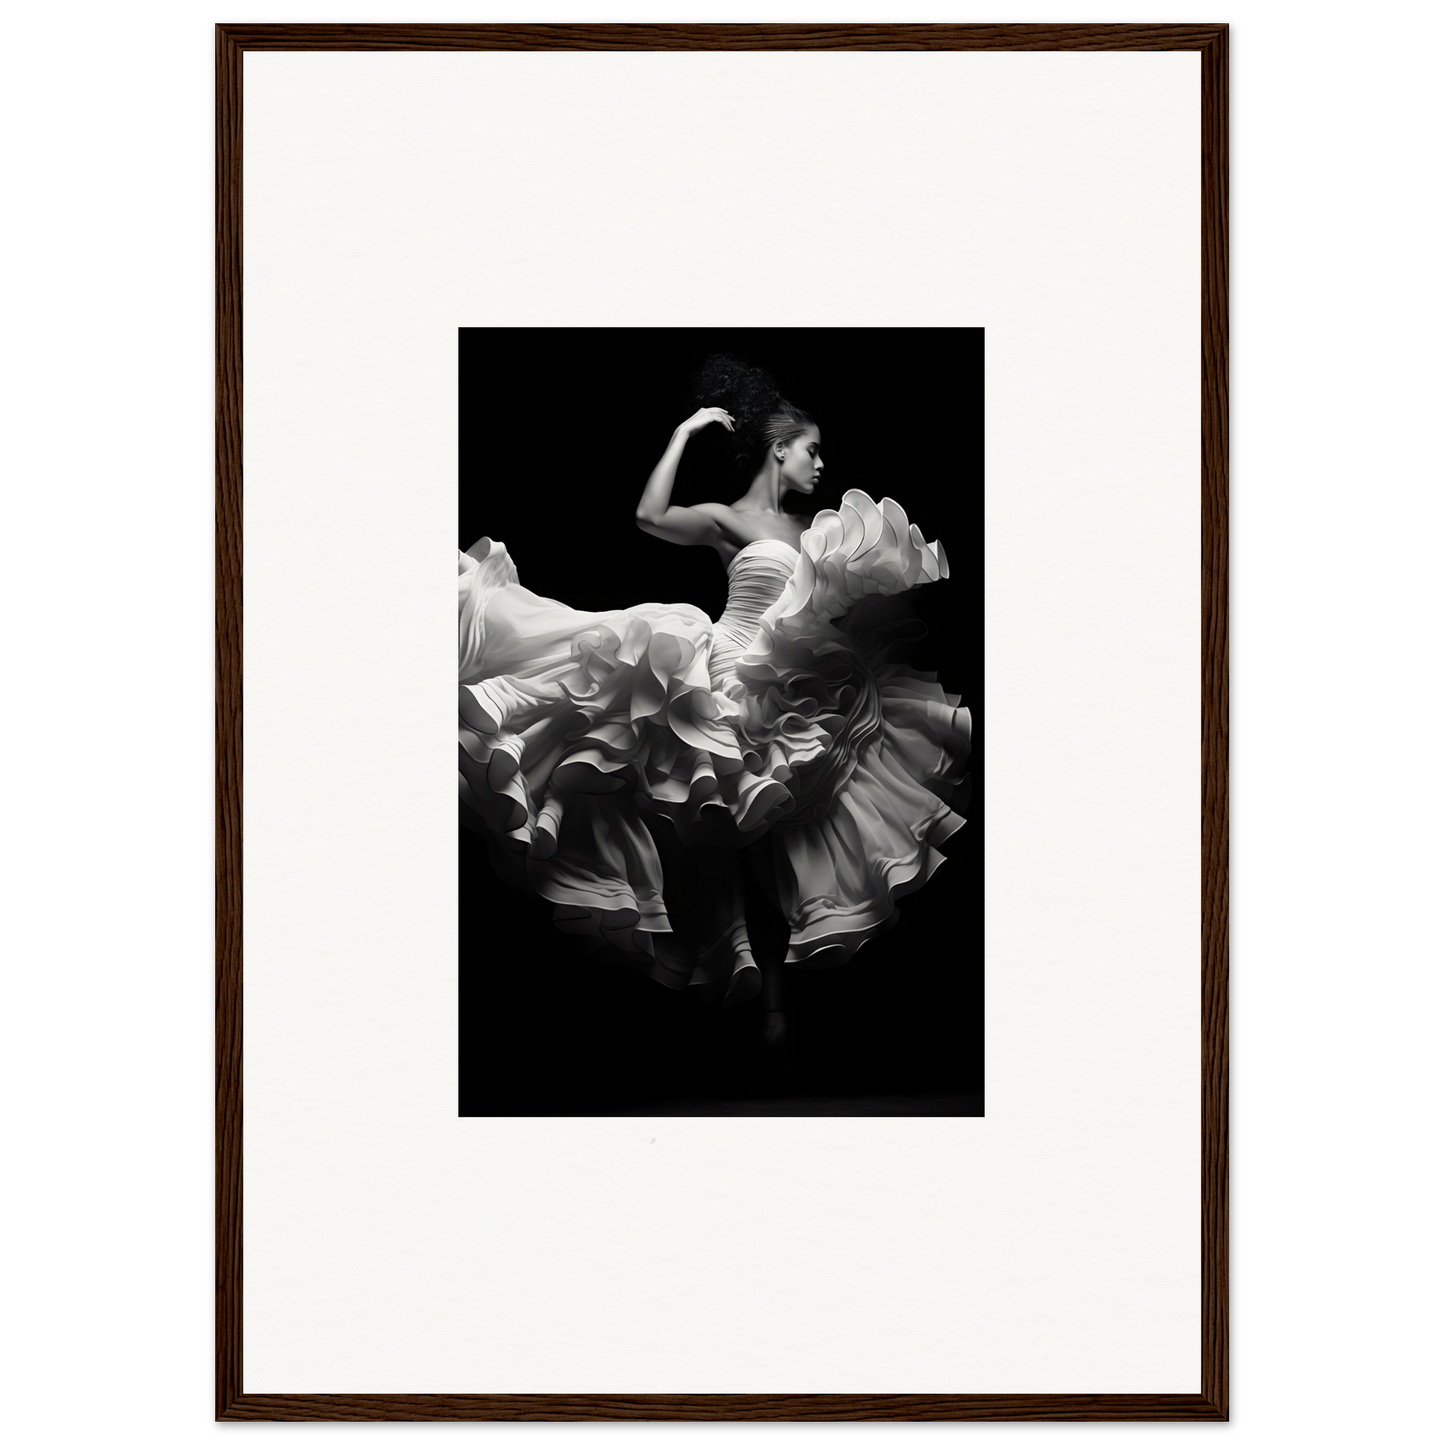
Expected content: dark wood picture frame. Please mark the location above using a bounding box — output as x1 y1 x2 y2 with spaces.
217 21 1227 1423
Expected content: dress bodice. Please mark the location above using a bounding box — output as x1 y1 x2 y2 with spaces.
710 539 800 686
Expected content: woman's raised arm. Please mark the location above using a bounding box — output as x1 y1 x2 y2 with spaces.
635 407 733 547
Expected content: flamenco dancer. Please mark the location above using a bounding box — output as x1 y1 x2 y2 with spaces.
459 356 971 1046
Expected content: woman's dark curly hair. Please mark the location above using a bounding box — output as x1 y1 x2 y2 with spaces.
692 354 815 471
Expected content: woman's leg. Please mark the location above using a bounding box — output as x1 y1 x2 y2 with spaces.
641 823 759 1001
742 836 789 1048
760 957 787 1046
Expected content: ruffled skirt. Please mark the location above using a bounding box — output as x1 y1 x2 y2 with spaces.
458 491 971 1004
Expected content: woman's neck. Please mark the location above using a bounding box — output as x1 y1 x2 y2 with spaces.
739 465 784 513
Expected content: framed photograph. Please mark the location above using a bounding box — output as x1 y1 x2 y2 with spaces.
219 23 1227 1421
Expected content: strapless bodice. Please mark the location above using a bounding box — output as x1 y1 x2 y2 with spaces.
710 539 800 686
727 537 800 578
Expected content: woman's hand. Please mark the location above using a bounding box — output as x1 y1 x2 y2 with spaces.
675 406 734 440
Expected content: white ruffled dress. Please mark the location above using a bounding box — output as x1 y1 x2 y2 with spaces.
458 489 971 1004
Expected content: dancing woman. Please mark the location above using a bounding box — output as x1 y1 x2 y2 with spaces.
458 355 970 1034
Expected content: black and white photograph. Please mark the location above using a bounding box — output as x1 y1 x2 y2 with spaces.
223 38 1220 1410
458 329 984 1116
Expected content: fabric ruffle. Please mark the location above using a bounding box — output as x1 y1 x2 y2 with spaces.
723 492 968 963
459 490 970 997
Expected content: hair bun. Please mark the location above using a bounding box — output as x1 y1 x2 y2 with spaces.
693 353 780 422
693 354 789 466
691 352 815 472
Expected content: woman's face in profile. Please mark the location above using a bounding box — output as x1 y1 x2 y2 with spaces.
778 425 824 496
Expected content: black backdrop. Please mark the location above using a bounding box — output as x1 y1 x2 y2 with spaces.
459 328 983 1114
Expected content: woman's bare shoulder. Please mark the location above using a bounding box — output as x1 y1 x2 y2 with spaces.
690 501 745 530
675 502 749 562
685 503 815 562
694 502 787 546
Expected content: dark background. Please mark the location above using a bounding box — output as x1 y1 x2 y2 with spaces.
459 328 983 1115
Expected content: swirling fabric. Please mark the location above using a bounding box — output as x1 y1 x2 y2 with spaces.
459 489 971 1003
